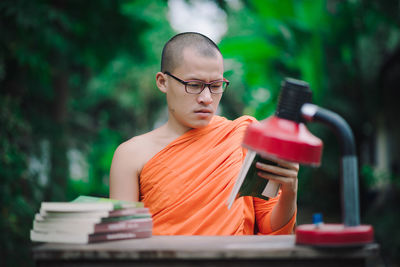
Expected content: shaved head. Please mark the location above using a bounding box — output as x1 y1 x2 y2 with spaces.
161 32 222 73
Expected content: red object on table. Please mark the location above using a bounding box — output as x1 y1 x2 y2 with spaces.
295 224 374 246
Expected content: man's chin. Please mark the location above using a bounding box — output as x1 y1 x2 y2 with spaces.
190 115 213 129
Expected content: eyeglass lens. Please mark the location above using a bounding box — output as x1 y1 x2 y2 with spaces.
186 81 227 94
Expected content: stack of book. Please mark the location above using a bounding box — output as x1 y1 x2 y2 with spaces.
30 196 152 244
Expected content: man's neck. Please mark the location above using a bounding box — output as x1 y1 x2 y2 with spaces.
164 117 192 139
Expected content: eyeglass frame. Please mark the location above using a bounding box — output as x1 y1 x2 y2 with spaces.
164 71 229 94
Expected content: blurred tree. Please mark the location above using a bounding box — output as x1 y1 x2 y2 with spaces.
0 0 172 265
1 0 149 201
0 96 38 267
220 0 339 215
219 0 400 264
66 0 175 199
1 0 399 266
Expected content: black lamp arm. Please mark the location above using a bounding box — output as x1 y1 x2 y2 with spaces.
301 103 360 227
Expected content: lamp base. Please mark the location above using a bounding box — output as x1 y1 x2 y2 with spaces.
295 224 374 247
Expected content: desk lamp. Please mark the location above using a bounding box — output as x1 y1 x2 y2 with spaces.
242 78 373 246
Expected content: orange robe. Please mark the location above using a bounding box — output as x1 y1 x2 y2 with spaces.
140 116 296 235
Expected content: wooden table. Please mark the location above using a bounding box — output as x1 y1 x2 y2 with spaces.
32 235 381 267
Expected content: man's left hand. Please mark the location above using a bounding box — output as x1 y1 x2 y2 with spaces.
255 158 299 196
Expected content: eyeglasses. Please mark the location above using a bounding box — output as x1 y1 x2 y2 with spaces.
164 71 229 94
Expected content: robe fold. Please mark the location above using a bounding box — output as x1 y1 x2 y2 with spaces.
140 116 296 235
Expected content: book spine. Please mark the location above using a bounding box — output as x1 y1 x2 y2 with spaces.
35 216 102 224
88 229 152 243
102 214 151 223
95 219 153 233
108 208 149 217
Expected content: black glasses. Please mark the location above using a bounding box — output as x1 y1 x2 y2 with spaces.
164 71 229 94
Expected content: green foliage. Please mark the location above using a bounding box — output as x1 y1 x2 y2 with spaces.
67 0 175 199
363 167 400 264
220 1 400 265
0 0 172 265
0 96 42 266
220 0 329 120
1 0 400 266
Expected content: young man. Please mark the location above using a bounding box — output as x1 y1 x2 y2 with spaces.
110 32 299 235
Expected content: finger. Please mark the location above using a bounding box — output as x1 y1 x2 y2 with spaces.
257 171 296 184
258 172 298 194
274 159 299 171
256 162 298 178
261 157 299 171
281 162 299 172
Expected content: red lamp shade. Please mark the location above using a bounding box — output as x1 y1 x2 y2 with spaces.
242 115 323 166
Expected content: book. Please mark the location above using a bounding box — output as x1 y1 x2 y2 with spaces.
38 207 150 219
227 151 281 209
40 196 144 212
35 213 151 224
33 217 153 234
30 195 153 244
30 229 152 244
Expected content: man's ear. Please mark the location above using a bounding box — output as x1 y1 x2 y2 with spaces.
156 72 168 93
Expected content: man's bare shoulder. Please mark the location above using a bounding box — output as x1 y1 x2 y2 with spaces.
115 131 156 163
113 125 173 174
110 130 164 201
117 131 154 154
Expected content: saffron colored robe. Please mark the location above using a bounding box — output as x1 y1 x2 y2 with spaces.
140 116 296 235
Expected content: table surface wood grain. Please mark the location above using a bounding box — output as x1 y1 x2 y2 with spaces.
33 235 379 261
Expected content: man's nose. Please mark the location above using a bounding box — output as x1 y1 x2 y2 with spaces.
197 85 213 104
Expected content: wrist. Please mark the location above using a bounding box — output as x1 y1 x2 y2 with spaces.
279 188 297 203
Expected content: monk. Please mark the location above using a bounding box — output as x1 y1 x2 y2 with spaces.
110 32 299 235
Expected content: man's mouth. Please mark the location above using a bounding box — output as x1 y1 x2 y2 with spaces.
194 109 212 114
